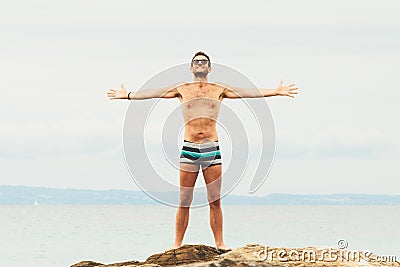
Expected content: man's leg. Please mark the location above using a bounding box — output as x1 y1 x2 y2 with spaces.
167 163 199 251
202 164 231 250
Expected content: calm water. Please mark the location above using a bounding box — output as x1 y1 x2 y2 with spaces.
0 205 398 267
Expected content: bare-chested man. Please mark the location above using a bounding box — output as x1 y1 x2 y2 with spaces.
107 51 298 252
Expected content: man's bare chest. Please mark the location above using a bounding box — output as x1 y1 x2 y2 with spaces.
178 84 223 101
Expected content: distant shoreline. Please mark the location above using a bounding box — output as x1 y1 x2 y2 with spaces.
1 185 399 205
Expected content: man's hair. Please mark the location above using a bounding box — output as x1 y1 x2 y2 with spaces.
191 51 211 67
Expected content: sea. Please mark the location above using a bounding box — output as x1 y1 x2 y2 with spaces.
0 205 398 267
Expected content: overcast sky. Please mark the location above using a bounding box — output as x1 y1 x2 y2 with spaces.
1 0 399 195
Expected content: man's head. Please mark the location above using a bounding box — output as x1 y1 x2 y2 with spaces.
190 51 212 78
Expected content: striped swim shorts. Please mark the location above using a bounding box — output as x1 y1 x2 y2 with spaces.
180 140 222 169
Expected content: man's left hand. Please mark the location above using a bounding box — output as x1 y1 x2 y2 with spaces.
276 80 299 98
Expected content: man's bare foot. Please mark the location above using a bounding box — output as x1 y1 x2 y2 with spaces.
165 244 182 252
216 244 233 252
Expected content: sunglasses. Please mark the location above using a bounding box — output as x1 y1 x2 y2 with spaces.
192 59 209 65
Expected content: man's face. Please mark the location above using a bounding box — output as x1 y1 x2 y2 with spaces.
190 55 211 77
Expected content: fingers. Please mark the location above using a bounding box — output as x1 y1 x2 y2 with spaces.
285 91 297 98
107 87 119 98
107 89 116 98
280 80 298 87
107 84 127 100
107 90 119 100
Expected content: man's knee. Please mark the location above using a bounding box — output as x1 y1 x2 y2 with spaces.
207 190 221 204
179 192 193 207
208 198 221 208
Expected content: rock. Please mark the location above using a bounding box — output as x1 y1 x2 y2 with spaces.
144 244 226 266
71 244 227 267
102 260 145 267
71 261 104 267
71 244 400 267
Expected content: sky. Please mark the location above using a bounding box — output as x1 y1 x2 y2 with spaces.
1 0 399 196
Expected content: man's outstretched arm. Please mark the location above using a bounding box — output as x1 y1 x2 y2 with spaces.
107 83 180 100
219 80 298 99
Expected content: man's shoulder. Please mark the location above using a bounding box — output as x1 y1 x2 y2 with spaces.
212 82 232 91
173 82 191 91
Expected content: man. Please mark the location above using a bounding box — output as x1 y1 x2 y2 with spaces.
107 51 298 252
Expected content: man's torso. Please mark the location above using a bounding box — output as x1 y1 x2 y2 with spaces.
176 82 224 143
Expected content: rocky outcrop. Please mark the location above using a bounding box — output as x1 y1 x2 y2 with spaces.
71 244 227 267
71 244 399 267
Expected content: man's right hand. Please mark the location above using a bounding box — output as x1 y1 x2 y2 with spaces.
107 84 129 100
